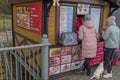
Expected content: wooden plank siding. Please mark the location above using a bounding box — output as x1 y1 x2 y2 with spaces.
102 4 110 30
48 6 56 44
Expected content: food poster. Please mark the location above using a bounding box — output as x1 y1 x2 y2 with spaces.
72 45 81 54
72 45 81 61
71 61 80 70
61 64 71 73
49 57 60 67
49 47 61 57
59 6 74 36
74 45 84 60
72 53 80 61
61 46 72 55
71 60 85 70
49 65 60 75
61 55 71 64
49 47 61 75
49 46 84 75
16 4 42 34
80 60 85 67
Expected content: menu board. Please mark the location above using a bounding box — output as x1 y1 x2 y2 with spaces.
59 6 74 35
49 45 84 76
90 8 101 33
16 4 42 34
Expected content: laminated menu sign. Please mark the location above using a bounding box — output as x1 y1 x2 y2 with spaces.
72 45 81 61
49 66 60 75
61 46 72 55
49 45 83 75
49 48 61 57
16 4 42 34
61 55 71 64
49 47 61 75
61 46 72 65
61 64 71 73
59 6 73 35
90 8 101 33
49 57 60 67
71 61 80 70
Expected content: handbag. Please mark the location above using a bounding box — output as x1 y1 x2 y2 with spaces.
59 32 78 46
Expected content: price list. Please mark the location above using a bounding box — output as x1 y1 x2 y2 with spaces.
59 6 74 35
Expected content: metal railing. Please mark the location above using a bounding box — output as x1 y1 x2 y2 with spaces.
0 35 50 80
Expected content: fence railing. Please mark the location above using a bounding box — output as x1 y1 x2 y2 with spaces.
0 36 50 80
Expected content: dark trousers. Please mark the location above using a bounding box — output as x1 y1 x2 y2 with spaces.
83 58 90 72
104 48 115 73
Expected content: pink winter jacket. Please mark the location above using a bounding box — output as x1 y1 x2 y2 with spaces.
78 20 97 58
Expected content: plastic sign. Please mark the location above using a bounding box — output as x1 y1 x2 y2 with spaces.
77 4 89 15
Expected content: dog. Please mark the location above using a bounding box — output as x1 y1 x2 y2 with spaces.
90 62 104 80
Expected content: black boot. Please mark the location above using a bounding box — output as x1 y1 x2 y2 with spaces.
85 58 91 76
80 63 86 75
86 68 91 76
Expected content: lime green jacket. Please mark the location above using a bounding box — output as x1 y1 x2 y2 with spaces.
102 24 120 48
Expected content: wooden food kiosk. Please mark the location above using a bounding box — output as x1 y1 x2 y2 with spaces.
48 0 109 76
8 0 115 78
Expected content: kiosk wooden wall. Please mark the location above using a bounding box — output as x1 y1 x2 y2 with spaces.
48 6 56 44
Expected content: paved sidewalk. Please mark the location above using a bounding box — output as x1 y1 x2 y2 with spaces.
50 61 120 80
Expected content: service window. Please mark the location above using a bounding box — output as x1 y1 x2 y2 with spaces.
56 4 104 41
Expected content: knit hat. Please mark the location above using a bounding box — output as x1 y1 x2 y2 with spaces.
107 16 116 23
84 14 92 21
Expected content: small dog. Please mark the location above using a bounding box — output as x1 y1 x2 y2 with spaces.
90 62 104 80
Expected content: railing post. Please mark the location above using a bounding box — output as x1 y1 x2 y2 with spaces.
16 59 20 80
41 34 49 80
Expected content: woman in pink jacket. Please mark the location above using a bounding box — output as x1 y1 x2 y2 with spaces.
78 14 97 75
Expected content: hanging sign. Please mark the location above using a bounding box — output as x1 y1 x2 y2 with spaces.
16 4 42 34
77 4 89 15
